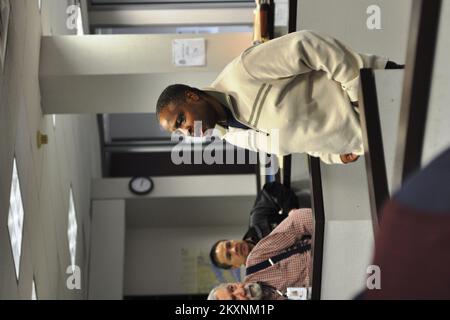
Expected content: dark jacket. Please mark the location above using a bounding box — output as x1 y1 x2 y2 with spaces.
243 182 310 244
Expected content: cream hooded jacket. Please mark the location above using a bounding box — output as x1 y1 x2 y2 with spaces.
207 30 388 164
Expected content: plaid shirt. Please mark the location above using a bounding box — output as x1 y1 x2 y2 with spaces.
245 209 313 300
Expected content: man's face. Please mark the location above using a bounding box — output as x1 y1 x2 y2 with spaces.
214 282 263 300
158 91 218 137
215 240 252 268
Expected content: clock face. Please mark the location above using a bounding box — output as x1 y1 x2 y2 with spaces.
129 177 153 195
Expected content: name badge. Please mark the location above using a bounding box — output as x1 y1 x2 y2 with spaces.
286 287 309 300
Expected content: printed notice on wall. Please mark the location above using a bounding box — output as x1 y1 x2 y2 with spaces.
172 38 206 67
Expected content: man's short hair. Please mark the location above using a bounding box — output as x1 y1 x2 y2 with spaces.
210 240 232 269
207 283 228 300
156 84 203 119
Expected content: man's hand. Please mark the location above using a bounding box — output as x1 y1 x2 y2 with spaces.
340 153 360 164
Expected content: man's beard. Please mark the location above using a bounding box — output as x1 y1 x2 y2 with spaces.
244 283 263 300
257 282 280 300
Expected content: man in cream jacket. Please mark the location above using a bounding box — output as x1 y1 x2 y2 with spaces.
157 30 390 164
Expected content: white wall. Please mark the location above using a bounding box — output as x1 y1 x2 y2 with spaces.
88 200 125 300
40 0 72 36
422 0 450 166
297 0 412 62
319 160 375 299
376 70 404 194
126 196 254 228
290 154 310 186
40 0 86 36
92 175 257 200
321 220 374 299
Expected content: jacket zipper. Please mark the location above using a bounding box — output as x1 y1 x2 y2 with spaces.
227 102 271 136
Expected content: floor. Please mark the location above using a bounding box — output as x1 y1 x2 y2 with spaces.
0 0 101 299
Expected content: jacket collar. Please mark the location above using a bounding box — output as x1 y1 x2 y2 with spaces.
202 88 234 138
202 88 254 139
202 88 234 111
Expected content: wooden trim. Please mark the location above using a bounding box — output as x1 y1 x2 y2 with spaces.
308 156 325 300
393 0 442 188
359 68 390 230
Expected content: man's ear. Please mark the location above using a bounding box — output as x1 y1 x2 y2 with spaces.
185 91 200 102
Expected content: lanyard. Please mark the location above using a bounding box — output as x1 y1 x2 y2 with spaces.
246 240 311 276
260 283 287 298
273 289 287 298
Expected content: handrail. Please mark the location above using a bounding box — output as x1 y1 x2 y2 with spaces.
358 68 390 231
393 0 442 189
308 156 325 300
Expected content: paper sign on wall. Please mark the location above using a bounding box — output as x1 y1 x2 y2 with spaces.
172 38 206 67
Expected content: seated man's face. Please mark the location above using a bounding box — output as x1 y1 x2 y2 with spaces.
158 92 218 137
215 282 263 300
215 240 252 268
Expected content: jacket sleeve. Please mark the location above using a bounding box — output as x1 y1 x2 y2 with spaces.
223 128 285 155
240 30 388 102
308 151 344 164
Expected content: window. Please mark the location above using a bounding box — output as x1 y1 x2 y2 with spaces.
8 158 25 280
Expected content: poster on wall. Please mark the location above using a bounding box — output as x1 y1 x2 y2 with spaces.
180 248 242 294
172 38 206 67
0 0 11 72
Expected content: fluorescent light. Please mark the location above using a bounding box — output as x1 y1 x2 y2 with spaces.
32 280 37 300
52 115 56 129
8 158 24 280
76 5 84 36
68 188 78 272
